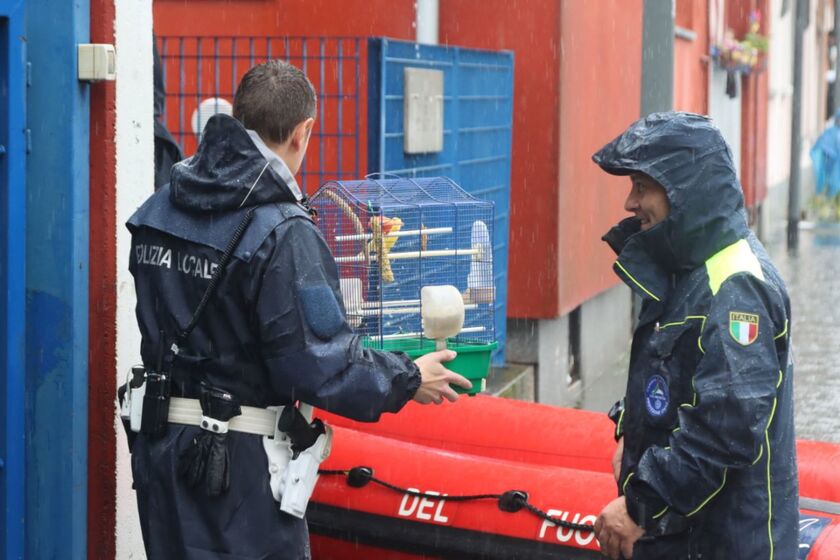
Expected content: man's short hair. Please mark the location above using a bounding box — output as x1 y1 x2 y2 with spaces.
233 60 316 144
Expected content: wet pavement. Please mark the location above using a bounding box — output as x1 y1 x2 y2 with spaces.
766 222 840 444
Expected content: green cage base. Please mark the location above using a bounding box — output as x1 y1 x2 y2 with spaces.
365 337 498 395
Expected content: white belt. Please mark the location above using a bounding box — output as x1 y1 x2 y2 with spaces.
167 396 278 437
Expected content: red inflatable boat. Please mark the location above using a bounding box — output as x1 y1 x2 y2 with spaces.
308 395 840 559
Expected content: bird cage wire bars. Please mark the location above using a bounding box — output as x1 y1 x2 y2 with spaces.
311 177 495 354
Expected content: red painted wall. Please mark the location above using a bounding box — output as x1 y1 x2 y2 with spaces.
555 0 644 316
154 0 416 38
674 0 710 115
441 0 643 318
440 0 561 318
88 0 117 558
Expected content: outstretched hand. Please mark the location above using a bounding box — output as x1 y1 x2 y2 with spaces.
594 496 644 560
412 349 472 404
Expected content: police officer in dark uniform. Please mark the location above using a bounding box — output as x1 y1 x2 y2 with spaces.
591 112 798 559
126 60 471 560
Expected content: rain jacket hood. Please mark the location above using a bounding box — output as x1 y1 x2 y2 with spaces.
594 112 750 280
170 113 299 212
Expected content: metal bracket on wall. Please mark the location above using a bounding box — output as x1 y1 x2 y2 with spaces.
404 67 444 154
78 43 116 82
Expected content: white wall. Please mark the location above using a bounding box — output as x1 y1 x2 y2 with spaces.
767 0 826 190
767 0 794 190
115 0 154 557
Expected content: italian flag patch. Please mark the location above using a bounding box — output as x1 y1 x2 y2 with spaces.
729 312 759 345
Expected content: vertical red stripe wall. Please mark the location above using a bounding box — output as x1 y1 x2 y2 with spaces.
555 0 644 317
88 0 117 558
440 0 563 318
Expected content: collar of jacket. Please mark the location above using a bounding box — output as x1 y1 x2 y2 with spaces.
612 227 672 305
169 114 299 213
246 129 305 203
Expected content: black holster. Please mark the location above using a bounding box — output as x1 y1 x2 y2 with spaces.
277 405 326 458
140 372 171 437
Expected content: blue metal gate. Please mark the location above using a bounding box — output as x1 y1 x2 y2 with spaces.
367 38 514 365
1 3 27 558
25 0 90 558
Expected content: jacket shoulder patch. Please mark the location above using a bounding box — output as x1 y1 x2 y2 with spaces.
728 311 759 345
298 283 345 340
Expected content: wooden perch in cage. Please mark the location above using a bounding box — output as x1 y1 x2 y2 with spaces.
381 326 486 341
334 226 452 242
353 303 478 317
334 248 480 263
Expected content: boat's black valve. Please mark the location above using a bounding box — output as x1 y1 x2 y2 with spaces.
498 490 528 513
347 466 374 488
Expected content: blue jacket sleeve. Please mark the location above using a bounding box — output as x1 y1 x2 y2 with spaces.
624 273 787 530
256 216 420 421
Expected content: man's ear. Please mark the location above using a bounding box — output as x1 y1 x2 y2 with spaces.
291 117 315 151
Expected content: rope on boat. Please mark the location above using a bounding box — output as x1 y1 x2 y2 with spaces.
319 466 594 533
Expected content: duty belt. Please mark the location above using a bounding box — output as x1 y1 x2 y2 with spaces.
168 396 278 437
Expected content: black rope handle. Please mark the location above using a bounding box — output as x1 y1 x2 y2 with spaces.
319 466 594 533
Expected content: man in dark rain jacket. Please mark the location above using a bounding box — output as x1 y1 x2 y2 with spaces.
126 60 470 559
152 37 183 190
591 112 797 560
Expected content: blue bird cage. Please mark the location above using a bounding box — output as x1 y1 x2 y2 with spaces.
310 176 497 394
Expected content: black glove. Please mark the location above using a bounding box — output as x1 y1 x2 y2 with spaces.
178 431 230 497
177 385 241 497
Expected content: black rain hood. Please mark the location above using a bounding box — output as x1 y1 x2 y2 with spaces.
170 113 298 212
593 112 750 285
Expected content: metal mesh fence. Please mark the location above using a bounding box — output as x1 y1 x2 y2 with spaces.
157 36 364 194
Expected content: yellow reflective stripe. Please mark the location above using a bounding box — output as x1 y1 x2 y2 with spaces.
774 320 788 340
622 472 634 494
697 316 708 354
652 506 669 519
752 444 764 466
687 468 728 517
705 239 765 296
764 371 782 560
615 260 661 301
766 429 774 560
658 315 707 403
658 315 706 330
616 407 625 439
